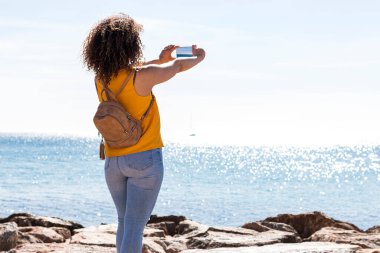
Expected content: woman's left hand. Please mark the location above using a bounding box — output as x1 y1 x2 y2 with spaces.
159 45 178 63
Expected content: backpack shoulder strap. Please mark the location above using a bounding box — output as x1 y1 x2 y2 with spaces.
94 70 133 102
94 69 154 121
140 94 155 121
99 80 117 101
94 77 109 102
115 69 134 98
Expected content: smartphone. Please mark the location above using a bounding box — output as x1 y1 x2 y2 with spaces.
176 46 193 58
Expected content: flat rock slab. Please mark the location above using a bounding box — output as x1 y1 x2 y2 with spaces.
71 225 116 247
187 226 300 248
74 224 117 235
309 227 380 249
182 242 361 253
356 249 380 253
13 243 116 253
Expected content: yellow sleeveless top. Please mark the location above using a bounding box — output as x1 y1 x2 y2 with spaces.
95 69 164 157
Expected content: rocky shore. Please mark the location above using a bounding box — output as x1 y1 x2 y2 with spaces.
1 211 380 252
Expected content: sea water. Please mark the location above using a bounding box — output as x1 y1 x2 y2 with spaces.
0 134 379 230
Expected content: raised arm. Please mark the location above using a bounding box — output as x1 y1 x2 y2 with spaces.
142 45 178 65
134 45 206 96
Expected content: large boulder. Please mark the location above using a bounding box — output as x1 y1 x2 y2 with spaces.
261 211 362 238
18 226 66 243
147 214 186 236
148 214 186 225
51 226 72 239
0 222 18 251
144 227 166 238
144 217 207 252
17 230 43 244
0 213 83 234
177 220 209 238
147 221 177 236
367 226 380 234
307 226 380 249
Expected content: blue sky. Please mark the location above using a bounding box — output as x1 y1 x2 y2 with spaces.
0 0 379 146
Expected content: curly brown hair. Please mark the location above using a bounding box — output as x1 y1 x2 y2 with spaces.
82 14 144 85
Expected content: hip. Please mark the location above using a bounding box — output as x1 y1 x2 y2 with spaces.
105 148 164 178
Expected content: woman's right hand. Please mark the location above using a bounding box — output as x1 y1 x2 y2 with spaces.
135 45 206 96
159 44 179 63
192 45 206 60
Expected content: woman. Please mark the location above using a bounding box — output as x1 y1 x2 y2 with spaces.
82 14 205 253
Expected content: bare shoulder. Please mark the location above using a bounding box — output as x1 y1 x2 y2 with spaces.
134 63 180 96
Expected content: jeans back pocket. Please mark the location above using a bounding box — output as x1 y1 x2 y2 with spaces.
126 150 154 170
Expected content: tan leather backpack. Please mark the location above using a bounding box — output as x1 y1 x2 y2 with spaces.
93 70 155 160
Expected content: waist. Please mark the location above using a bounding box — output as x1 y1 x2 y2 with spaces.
105 139 164 158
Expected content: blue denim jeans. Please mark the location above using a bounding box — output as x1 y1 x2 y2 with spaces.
104 148 164 253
